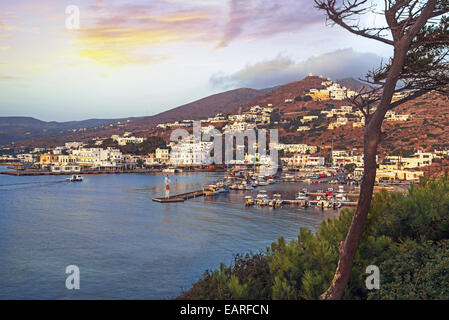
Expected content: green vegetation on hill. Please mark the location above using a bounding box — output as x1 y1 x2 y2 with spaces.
98 136 166 155
179 176 449 300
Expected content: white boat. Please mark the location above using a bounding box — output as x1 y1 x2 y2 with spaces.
296 190 309 200
245 196 254 206
256 190 269 206
296 194 308 201
163 167 183 173
256 190 268 198
67 174 83 182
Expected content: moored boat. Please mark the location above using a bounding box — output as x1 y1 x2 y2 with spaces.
66 174 83 182
269 194 283 208
204 185 219 196
245 196 254 206
255 190 269 206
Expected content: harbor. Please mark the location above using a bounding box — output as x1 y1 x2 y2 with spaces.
0 169 334 299
151 167 365 210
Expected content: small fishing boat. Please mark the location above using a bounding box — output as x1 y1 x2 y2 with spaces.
66 174 83 182
204 185 219 196
296 188 308 200
296 191 309 201
245 196 254 206
256 190 269 206
269 194 283 208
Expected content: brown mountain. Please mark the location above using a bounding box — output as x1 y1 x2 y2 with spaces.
126 88 264 131
277 90 449 158
336 78 373 93
236 76 327 113
0 117 125 146
6 76 449 158
222 76 449 158
4 87 265 148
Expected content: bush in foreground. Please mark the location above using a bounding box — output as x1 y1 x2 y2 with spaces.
178 176 449 300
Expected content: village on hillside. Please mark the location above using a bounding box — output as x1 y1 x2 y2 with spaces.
1 76 448 185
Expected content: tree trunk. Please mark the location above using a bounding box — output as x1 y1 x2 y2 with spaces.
320 44 409 300
318 0 438 300
319 124 381 300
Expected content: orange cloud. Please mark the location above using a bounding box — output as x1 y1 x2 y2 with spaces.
74 3 222 67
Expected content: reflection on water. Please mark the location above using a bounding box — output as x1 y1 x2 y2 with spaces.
0 168 338 299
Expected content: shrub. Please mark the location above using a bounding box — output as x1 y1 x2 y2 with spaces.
179 176 449 300
368 239 449 300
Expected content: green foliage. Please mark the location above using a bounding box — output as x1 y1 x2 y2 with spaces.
178 253 271 300
303 95 313 102
119 136 166 155
344 163 357 173
368 239 449 300
101 138 118 149
307 110 322 116
180 176 449 300
270 109 282 124
373 177 449 241
390 148 415 157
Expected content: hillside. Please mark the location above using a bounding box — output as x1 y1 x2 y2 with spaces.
336 78 372 92
126 88 264 131
234 76 327 114
1 88 265 148
275 90 449 157
0 117 124 146
5 76 449 157
216 76 448 158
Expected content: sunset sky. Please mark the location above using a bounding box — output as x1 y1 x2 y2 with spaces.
0 0 392 121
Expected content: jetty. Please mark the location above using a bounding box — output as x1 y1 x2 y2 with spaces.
283 200 358 206
152 190 205 203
